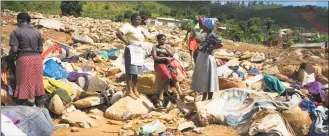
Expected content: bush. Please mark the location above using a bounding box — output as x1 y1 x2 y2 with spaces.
61 1 83 17
287 39 294 47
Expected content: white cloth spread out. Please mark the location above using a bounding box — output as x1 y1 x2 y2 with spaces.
1 114 27 136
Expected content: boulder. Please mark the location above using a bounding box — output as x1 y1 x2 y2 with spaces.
278 65 300 77
263 66 280 75
38 19 63 30
106 67 121 77
218 78 247 90
137 73 159 95
322 65 329 79
73 96 105 109
48 94 65 115
72 34 94 44
104 95 153 121
61 110 99 128
88 33 100 43
204 125 239 136
76 76 107 92
275 74 289 82
298 69 315 85
305 63 322 75
177 121 195 131
110 91 123 105
282 107 312 136
251 53 265 62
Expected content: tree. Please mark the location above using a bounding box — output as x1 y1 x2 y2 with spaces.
124 10 134 19
61 1 83 17
241 1 245 6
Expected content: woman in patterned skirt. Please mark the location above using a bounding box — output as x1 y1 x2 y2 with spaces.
9 12 45 107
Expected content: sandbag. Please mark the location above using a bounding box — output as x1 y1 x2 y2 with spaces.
282 107 312 136
298 69 315 85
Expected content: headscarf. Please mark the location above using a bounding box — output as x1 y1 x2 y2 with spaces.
202 18 215 30
198 16 205 22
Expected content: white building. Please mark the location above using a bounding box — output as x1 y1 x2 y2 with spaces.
146 17 182 28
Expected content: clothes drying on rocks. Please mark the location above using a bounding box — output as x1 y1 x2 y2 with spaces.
300 99 317 115
309 106 329 136
67 72 90 90
42 44 63 59
1 113 26 136
1 106 55 136
263 74 285 94
304 81 325 101
43 77 73 95
62 56 79 63
43 59 69 80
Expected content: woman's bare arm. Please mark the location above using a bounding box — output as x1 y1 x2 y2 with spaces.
116 30 130 45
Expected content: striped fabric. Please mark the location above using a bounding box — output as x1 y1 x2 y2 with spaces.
14 55 45 99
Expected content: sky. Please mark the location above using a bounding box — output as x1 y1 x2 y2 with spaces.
217 1 328 7
273 2 328 7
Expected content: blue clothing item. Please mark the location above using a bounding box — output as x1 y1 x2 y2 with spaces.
1 106 55 136
262 74 285 94
202 18 215 30
43 59 68 80
106 49 120 57
247 69 260 75
300 99 316 115
59 44 70 58
97 51 109 61
235 70 245 80
139 120 160 136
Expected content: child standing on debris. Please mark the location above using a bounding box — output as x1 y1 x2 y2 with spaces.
192 18 223 101
185 16 204 63
8 12 46 107
116 13 147 100
152 34 185 108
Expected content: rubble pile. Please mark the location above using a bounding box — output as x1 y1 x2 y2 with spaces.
1 9 328 136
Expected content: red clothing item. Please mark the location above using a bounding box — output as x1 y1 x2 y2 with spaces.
41 44 63 59
14 55 45 99
188 37 199 51
154 59 186 82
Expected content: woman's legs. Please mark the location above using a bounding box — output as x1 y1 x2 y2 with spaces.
174 81 185 101
125 74 137 100
132 75 140 98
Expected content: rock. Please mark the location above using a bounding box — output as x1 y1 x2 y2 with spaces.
217 65 233 78
239 52 253 60
38 19 63 30
73 96 105 109
106 67 121 77
251 53 265 62
204 125 239 136
184 96 194 103
305 63 322 75
176 100 195 115
61 110 99 128
225 58 240 67
249 81 264 91
89 108 104 114
137 73 158 95
193 127 205 134
263 66 280 75
275 74 289 81
298 69 315 85
278 65 300 77
104 95 154 121
154 121 166 134
55 124 69 129
159 108 180 121
110 91 123 105
48 94 65 115
122 121 133 130
76 76 108 92
240 61 252 70
71 127 80 132
322 65 329 79
282 107 312 136
108 120 125 125
93 55 103 63
88 33 100 43
79 91 101 99
89 115 101 120
72 34 94 44
324 89 329 107
177 121 195 131
218 78 247 90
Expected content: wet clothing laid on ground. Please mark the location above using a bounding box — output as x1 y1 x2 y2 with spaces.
43 58 69 80
62 56 79 63
41 44 63 59
67 72 90 90
1 106 55 136
309 106 329 136
262 74 285 94
305 81 325 101
1 113 26 136
192 32 222 93
9 23 42 58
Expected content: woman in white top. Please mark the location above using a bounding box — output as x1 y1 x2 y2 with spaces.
116 13 146 100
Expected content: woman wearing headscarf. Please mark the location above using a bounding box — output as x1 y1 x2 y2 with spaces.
191 18 223 101
116 13 146 99
152 34 185 108
9 12 46 107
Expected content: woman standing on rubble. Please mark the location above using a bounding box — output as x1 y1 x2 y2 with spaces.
152 34 185 108
8 12 46 107
191 18 223 101
116 13 146 99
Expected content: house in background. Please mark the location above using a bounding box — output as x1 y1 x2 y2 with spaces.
145 17 182 28
299 32 320 42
